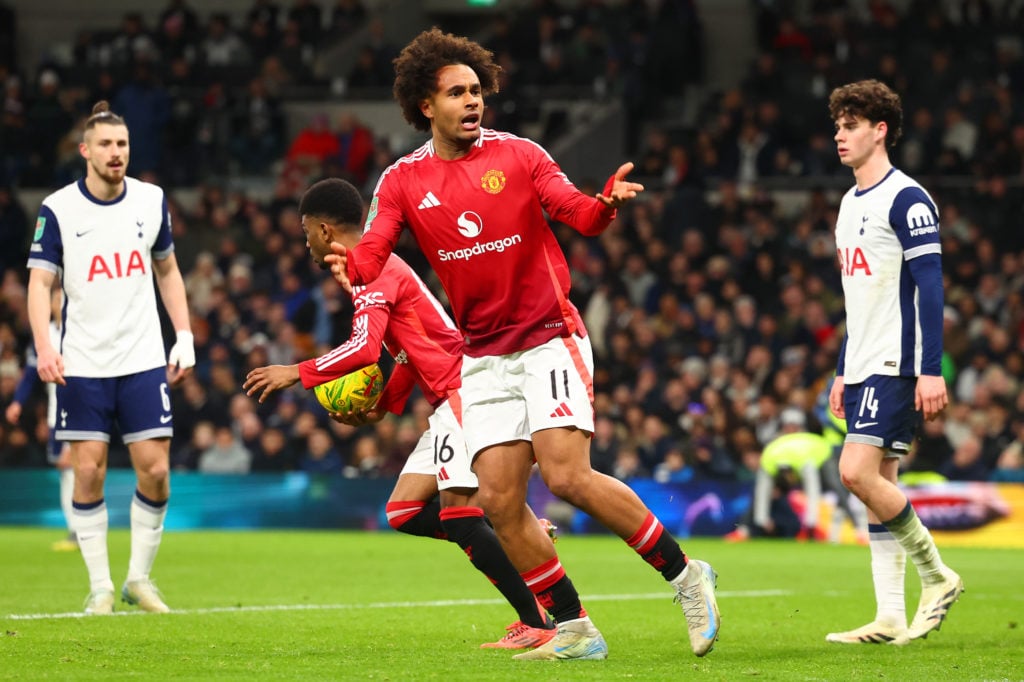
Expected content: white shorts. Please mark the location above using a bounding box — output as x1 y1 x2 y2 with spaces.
399 396 478 491
461 333 595 458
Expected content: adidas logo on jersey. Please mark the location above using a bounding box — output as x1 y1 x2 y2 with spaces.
418 192 441 209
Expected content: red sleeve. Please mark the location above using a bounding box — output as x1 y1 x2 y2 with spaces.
375 362 417 415
528 142 616 237
347 192 404 286
297 297 389 389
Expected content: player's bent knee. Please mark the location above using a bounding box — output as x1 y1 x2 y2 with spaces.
543 470 590 505
838 466 872 497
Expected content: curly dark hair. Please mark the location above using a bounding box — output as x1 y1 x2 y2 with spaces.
299 178 365 233
828 79 903 148
392 27 502 132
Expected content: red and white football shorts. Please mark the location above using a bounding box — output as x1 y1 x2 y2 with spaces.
400 396 478 491
461 332 595 458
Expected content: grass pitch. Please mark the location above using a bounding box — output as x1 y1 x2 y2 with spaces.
1 527 1020 681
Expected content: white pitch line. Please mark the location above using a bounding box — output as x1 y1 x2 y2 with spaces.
4 589 789 621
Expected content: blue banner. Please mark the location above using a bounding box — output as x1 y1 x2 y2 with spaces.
0 469 753 535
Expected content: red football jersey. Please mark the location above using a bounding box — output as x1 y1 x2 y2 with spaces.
298 253 462 414
347 129 617 357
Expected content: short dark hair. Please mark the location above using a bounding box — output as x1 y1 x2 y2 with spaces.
828 79 903 148
393 27 501 132
299 178 365 231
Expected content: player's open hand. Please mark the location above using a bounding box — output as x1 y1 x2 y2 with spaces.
329 406 384 427
916 374 948 422
324 241 352 293
244 364 300 404
596 162 645 208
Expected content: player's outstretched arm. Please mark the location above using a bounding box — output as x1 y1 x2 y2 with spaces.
596 162 645 208
244 364 301 404
324 241 352 293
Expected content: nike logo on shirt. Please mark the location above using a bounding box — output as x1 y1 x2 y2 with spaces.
854 420 878 428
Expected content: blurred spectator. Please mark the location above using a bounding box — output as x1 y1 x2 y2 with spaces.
198 424 253 474
110 12 160 74
229 77 285 174
302 427 344 474
201 13 251 77
346 45 390 90
160 58 203 186
251 426 298 471
0 72 27 184
329 0 367 38
23 70 72 186
159 0 201 45
328 113 374 186
287 0 322 45
247 0 281 31
0 185 28 279
274 18 316 85
113 62 171 175
612 446 650 482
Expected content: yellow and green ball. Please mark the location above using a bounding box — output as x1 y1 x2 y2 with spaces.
313 363 385 413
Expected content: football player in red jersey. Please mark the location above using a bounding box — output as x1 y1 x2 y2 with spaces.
244 178 556 650
326 28 720 660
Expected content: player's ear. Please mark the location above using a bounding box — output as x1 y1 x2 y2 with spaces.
419 98 433 121
875 121 887 143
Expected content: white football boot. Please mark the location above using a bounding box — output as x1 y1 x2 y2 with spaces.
121 579 171 613
672 559 721 656
907 567 964 640
84 589 115 615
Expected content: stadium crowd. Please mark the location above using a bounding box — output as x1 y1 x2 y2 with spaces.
0 0 1023 485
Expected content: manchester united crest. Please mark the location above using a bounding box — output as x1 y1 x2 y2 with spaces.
481 169 506 194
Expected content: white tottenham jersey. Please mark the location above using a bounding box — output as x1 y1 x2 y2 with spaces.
27 178 173 377
835 168 941 384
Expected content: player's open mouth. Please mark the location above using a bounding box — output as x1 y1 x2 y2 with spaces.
460 114 479 130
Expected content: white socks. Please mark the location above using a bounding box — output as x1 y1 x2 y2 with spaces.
71 499 113 592
868 523 907 627
126 491 168 583
59 468 75 534
884 502 944 586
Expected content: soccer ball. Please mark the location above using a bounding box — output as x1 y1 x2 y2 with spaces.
313 363 385 413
